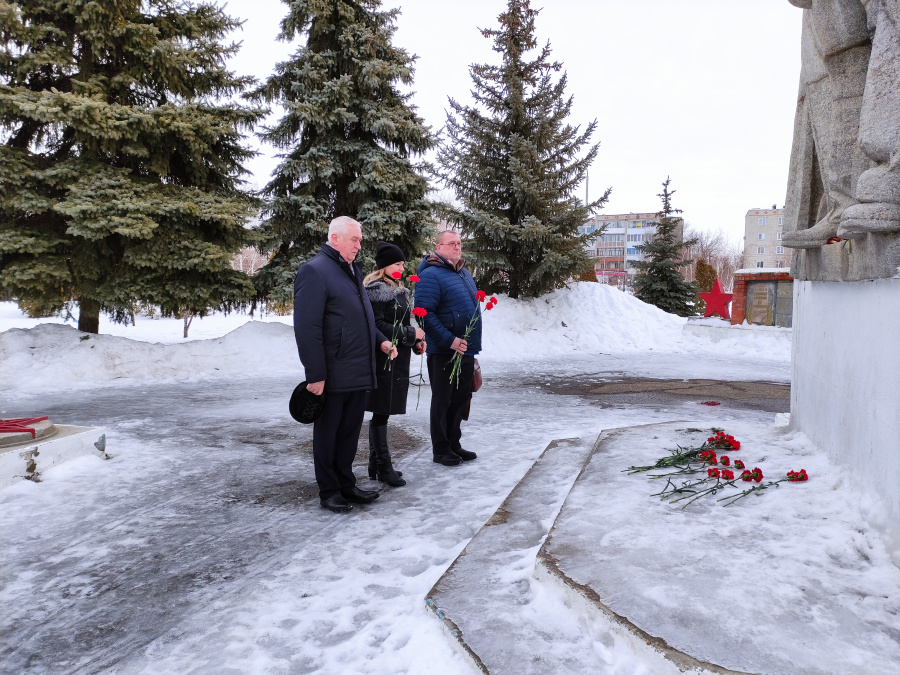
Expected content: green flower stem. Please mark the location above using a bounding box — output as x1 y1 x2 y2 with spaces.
717 480 784 507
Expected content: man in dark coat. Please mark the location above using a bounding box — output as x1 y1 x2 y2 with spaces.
414 230 482 466
294 216 396 512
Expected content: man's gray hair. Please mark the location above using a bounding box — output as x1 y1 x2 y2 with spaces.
435 229 460 245
328 216 361 239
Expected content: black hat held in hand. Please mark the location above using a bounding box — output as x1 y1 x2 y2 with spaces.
289 381 326 424
375 241 406 269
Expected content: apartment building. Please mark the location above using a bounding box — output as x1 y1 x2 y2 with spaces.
579 212 684 285
743 207 787 269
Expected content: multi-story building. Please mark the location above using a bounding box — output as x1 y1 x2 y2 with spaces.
578 212 684 285
743 206 787 269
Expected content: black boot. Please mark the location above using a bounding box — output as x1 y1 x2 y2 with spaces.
370 424 406 487
368 431 378 480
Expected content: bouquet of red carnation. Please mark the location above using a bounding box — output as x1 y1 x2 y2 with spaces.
449 291 497 386
706 431 740 450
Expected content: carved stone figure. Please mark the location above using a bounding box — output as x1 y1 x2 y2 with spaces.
783 0 900 280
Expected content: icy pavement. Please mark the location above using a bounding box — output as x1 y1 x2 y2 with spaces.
0 354 784 674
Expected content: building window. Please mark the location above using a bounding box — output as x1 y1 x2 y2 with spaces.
756 261 765 268
776 260 785 268
778 217 784 225
758 233 765 240
777 232 782 240
758 217 766 226
627 248 637 255
776 246 784 254
757 246 765 254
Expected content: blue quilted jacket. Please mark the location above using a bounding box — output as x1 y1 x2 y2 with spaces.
414 254 482 356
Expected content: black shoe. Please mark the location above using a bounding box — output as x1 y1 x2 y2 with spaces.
452 447 477 461
341 485 380 504
320 494 353 513
370 424 406 487
433 452 462 466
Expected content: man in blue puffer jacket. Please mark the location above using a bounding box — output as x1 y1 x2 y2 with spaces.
415 230 482 466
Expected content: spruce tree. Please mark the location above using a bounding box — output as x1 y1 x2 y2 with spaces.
631 178 698 316
251 0 435 306
0 0 263 333
694 258 718 313
437 0 608 299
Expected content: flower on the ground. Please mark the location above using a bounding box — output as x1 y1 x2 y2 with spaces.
409 274 420 283
707 431 740 450
734 460 745 469
699 450 717 464
740 469 753 481
787 469 809 482
720 455 730 466
412 307 427 318
391 270 402 279
720 469 735 480
707 468 720 478
751 467 763 482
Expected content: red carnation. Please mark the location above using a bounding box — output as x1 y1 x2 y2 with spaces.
485 304 494 310
734 460 745 469
708 468 720 478
720 456 730 466
732 440 741 450
740 470 753 482
721 469 735 480
409 274 420 283
751 468 763 482
476 290 487 302
412 307 427 318
489 296 497 303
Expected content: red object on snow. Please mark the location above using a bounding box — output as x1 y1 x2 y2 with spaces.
700 401 721 406
0 417 49 439
699 278 733 319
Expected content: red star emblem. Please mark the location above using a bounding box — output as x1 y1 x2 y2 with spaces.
699 278 732 319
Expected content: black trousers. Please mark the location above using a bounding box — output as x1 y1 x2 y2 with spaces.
427 353 475 455
313 390 366 499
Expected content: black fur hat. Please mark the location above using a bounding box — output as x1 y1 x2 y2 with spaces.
289 382 326 424
375 241 406 269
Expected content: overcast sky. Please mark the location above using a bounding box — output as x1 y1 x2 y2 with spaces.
225 0 804 243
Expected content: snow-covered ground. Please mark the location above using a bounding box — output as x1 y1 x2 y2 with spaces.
3 283 890 674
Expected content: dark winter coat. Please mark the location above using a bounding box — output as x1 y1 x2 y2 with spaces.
364 280 424 415
415 253 482 356
293 244 388 393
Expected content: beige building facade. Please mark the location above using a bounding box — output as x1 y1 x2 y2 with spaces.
580 213 684 286
743 207 787 269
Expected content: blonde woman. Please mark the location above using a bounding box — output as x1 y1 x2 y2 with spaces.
363 242 427 487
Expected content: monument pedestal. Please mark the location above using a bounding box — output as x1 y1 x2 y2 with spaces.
0 419 108 487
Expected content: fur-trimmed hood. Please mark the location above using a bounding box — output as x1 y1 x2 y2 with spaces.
365 279 407 304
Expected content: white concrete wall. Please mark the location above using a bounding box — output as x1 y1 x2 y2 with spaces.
792 279 900 563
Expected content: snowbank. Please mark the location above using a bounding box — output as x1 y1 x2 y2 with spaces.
480 282 686 358
0 321 301 393
0 283 791 393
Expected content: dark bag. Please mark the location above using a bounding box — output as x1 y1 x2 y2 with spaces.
472 358 482 393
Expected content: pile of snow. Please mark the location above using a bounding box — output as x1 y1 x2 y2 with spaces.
0 321 302 393
480 282 686 358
